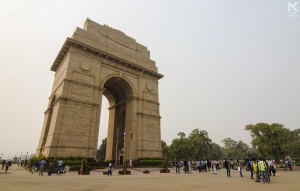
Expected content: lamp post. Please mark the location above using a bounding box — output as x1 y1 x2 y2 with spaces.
20 152 22 167
26 152 28 165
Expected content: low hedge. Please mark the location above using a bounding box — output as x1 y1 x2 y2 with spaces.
138 158 164 167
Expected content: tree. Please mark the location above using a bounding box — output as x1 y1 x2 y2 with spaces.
161 140 170 159
285 128 300 158
96 138 107 161
245 123 292 160
188 129 212 159
170 132 193 160
222 138 237 159
222 138 249 159
236 140 250 159
209 143 225 160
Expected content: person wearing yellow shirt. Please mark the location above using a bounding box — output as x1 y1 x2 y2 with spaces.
252 160 260 182
258 158 269 183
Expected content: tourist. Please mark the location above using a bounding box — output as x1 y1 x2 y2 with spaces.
237 160 243 177
57 159 63 175
30 160 36 174
252 160 260 182
230 159 234 170
200 159 204 172
183 159 188 173
2 160 5 169
216 160 220 171
224 158 231 177
35 160 40 172
207 159 211 171
175 159 181 174
287 159 293 171
108 162 112 176
258 158 269 183
39 159 46 176
5 160 9 173
203 160 207 172
48 160 53 176
248 159 254 179
188 159 192 172
196 159 201 172
212 159 217 175
267 159 275 176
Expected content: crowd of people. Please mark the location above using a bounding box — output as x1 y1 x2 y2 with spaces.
175 159 221 174
1 158 64 175
1 160 13 173
28 159 64 176
173 157 294 183
1 156 294 182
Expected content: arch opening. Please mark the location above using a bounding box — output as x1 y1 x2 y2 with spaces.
101 77 134 164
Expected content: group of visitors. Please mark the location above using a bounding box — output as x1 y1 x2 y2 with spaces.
251 158 275 183
18 160 25 167
175 159 221 174
1 160 12 173
173 157 296 185
29 159 64 176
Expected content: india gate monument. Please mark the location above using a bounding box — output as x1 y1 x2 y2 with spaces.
36 18 163 162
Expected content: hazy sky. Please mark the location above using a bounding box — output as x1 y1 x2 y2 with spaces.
0 0 299 159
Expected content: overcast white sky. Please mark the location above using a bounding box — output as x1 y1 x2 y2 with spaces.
0 0 299 159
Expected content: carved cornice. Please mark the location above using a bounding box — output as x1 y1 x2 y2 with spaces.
51 38 163 79
136 112 161 118
44 145 95 149
63 79 104 91
56 96 99 107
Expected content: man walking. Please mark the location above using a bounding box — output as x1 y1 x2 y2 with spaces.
39 159 46 176
196 159 201 172
224 158 231 177
108 162 112 176
252 160 260 182
258 158 269 183
57 160 63 175
175 159 181 174
212 159 217 175
287 159 293 171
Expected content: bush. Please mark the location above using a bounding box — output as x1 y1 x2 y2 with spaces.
138 158 164 167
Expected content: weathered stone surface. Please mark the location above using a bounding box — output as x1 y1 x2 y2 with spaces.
36 18 163 161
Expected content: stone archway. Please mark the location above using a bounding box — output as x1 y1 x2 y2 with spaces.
36 18 163 161
102 76 134 163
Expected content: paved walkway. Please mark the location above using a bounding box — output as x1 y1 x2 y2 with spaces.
1 165 299 191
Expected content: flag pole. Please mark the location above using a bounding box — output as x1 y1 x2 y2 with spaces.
129 132 133 166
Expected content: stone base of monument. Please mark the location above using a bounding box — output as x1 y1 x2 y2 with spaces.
159 169 170 173
143 170 150 174
78 171 90 175
118 170 131 175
